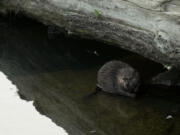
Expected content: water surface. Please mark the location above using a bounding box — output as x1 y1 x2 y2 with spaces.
0 72 68 135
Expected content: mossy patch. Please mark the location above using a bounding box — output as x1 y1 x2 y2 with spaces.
94 9 101 18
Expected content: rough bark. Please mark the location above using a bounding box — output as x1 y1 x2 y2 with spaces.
1 0 180 66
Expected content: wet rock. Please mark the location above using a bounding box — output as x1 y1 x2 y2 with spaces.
151 68 180 87
1 0 180 66
166 115 173 120
97 61 140 98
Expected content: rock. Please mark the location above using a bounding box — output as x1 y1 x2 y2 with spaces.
166 115 173 120
151 68 180 87
97 61 140 98
1 0 180 66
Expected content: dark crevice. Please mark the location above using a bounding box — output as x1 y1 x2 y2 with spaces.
0 13 165 82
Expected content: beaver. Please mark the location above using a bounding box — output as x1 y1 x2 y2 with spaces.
97 60 140 98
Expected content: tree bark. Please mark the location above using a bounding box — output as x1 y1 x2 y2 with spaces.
1 0 180 66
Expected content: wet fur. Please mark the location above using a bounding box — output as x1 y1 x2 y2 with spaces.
97 61 140 98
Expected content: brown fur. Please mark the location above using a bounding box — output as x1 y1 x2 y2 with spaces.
97 61 140 98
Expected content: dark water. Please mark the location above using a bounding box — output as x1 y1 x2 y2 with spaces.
0 15 180 135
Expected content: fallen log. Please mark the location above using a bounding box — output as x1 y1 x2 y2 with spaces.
1 0 180 66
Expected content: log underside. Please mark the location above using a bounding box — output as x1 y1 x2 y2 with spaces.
1 0 180 67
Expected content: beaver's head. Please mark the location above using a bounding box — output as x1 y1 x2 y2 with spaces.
116 67 140 94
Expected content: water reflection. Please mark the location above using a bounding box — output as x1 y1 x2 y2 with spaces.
0 72 68 135
0 15 180 135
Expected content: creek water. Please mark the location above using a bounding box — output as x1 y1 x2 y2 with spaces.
0 15 180 135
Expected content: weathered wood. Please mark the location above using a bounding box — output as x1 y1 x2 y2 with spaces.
1 0 180 66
